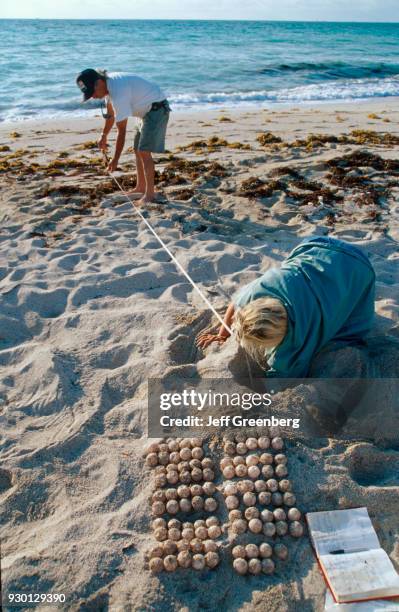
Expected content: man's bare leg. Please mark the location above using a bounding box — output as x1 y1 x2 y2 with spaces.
138 151 156 204
127 151 146 198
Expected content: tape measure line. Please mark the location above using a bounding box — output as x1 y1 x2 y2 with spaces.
107 170 233 336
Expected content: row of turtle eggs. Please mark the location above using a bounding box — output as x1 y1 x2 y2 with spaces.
152 517 222 543
230 517 303 537
233 542 288 561
223 478 291 496
232 541 288 575
223 429 281 442
152 496 218 516
229 506 301 524
220 453 287 479
224 489 296 509
146 446 207 468
152 483 216 501
153 464 215 487
223 437 284 456
222 463 287 480
149 550 220 573
221 452 287 468
146 438 203 454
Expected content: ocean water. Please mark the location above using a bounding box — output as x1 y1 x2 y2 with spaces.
1 19 399 122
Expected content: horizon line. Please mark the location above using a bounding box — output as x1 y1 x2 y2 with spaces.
0 17 399 23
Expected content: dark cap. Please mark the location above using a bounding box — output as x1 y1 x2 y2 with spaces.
76 68 102 101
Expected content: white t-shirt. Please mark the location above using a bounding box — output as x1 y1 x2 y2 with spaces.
105 72 166 121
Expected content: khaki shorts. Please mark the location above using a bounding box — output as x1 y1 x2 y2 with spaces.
134 100 170 153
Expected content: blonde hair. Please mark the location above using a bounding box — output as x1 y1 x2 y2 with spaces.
233 297 288 365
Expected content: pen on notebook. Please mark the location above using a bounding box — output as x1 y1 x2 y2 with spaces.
329 549 369 555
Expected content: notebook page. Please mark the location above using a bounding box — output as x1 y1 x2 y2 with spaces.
321 549 399 602
307 508 380 557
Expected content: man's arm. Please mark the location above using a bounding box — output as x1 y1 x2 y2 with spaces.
110 118 128 168
98 100 115 150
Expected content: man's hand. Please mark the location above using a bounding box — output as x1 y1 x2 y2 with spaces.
196 332 228 349
107 158 119 172
98 135 108 151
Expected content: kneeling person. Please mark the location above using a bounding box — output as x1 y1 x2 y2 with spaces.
197 236 376 378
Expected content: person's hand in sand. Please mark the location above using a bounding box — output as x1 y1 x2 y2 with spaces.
196 330 229 349
196 303 234 348
197 236 376 379
76 68 170 205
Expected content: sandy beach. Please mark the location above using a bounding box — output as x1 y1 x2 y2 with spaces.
1 99 399 611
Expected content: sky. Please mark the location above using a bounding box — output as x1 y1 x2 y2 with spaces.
1 0 399 21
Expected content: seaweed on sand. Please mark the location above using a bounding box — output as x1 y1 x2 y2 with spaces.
0 149 29 159
76 140 98 150
269 166 303 179
238 177 285 198
156 153 179 163
327 167 372 189
348 130 399 146
260 130 399 152
326 151 399 173
290 134 339 149
0 153 102 176
207 161 229 177
289 179 323 192
256 132 283 146
45 158 99 170
38 180 116 201
286 187 343 206
160 158 228 183
228 141 251 150
353 186 389 207
176 137 250 152
169 188 195 201
157 169 187 186
0 149 38 173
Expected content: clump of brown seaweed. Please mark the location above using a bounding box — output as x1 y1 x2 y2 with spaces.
286 187 343 206
238 166 343 207
177 137 250 153
326 151 399 173
269 166 303 179
238 177 285 198
0 152 106 177
159 158 228 183
256 132 283 146
76 141 99 150
256 129 399 151
169 188 195 201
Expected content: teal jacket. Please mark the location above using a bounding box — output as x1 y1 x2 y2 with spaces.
233 236 375 378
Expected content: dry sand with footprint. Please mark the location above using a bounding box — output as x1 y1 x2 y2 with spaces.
0 100 398 611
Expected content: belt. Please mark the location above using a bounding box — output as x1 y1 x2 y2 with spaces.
151 99 170 111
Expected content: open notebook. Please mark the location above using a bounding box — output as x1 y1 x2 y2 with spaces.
325 591 399 611
306 507 399 604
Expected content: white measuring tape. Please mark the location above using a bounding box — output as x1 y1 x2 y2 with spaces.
106 170 233 336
